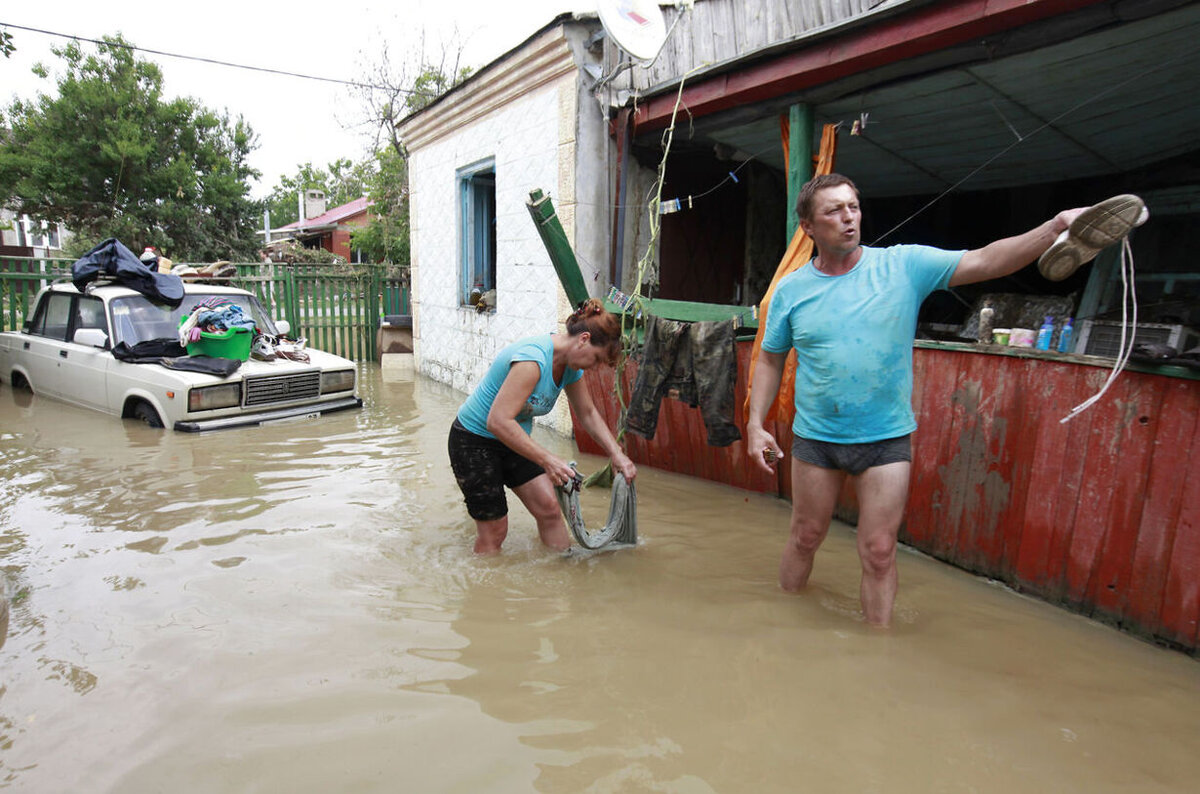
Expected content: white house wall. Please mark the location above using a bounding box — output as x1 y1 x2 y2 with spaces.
401 20 620 438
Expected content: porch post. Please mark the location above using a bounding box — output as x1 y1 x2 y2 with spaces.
786 104 814 241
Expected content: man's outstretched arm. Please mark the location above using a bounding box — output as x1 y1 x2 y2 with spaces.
949 207 1085 287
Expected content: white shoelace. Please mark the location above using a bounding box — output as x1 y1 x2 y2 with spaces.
1060 237 1137 423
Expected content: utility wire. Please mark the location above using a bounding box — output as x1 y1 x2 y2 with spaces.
0 21 436 98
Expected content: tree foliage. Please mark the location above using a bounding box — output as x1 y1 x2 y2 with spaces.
349 148 409 265
0 36 262 261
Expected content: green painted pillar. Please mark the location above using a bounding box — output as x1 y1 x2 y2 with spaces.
786 104 814 242
526 188 590 308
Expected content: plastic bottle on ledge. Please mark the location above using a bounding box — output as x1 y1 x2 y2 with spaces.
977 301 995 344
1057 317 1074 353
1036 316 1054 350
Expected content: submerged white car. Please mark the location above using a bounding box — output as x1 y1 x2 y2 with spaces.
0 281 362 431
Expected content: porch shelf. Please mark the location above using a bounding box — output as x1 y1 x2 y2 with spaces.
915 339 1200 382
603 297 757 330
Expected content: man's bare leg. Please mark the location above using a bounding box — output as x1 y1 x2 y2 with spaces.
780 460 845 591
853 461 911 626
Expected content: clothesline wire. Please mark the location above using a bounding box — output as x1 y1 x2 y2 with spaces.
564 42 1181 239
550 143 772 214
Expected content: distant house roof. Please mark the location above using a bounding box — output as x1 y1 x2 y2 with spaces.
278 196 372 233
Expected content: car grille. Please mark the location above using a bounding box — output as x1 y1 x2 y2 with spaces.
244 372 322 406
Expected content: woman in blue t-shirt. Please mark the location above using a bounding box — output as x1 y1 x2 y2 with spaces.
448 298 637 553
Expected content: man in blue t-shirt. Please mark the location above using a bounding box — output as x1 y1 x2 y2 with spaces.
747 173 1090 627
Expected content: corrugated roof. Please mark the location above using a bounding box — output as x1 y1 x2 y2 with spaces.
692 2 1200 197
813 3 1200 196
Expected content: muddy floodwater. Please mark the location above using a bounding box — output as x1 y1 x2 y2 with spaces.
1 365 1198 792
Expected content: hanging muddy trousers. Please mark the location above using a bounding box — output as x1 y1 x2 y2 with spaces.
625 315 741 447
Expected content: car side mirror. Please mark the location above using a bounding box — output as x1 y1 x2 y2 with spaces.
73 328 109 348
275 319 291 336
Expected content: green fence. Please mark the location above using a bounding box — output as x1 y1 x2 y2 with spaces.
0 257 67 332
0 257 410 362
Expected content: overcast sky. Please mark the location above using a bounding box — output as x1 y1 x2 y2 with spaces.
1 0 589 198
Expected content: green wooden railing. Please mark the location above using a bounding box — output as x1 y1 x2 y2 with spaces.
0 257 410 362
0 257 68 332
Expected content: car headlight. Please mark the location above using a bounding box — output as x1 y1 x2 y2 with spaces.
321 369 355 393
188 383 242 411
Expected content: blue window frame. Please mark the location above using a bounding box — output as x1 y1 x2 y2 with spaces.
458 159 497 306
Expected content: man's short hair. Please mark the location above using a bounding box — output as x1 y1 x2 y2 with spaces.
796 174 860 222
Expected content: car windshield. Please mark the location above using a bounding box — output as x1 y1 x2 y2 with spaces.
110 292 280 346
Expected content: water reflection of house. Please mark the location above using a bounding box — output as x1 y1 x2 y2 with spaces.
398 0 1200 654
263 191 372 263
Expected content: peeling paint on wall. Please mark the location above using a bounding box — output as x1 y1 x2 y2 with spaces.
934 379 1012 561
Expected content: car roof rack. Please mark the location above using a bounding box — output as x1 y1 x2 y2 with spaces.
80 276 124 293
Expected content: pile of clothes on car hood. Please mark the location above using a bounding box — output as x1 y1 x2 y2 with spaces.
177 297 257 345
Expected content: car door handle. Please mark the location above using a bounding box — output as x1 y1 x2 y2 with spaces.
60 350 69 358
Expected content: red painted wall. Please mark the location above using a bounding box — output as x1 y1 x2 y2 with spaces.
330 230 352 261
575 342 1200 653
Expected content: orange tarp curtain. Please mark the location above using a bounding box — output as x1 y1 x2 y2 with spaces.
743 122 839 424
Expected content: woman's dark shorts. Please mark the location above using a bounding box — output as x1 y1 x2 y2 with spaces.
448 419 545 521
791 434 911 476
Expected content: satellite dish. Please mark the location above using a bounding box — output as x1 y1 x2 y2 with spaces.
597 0 668 61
